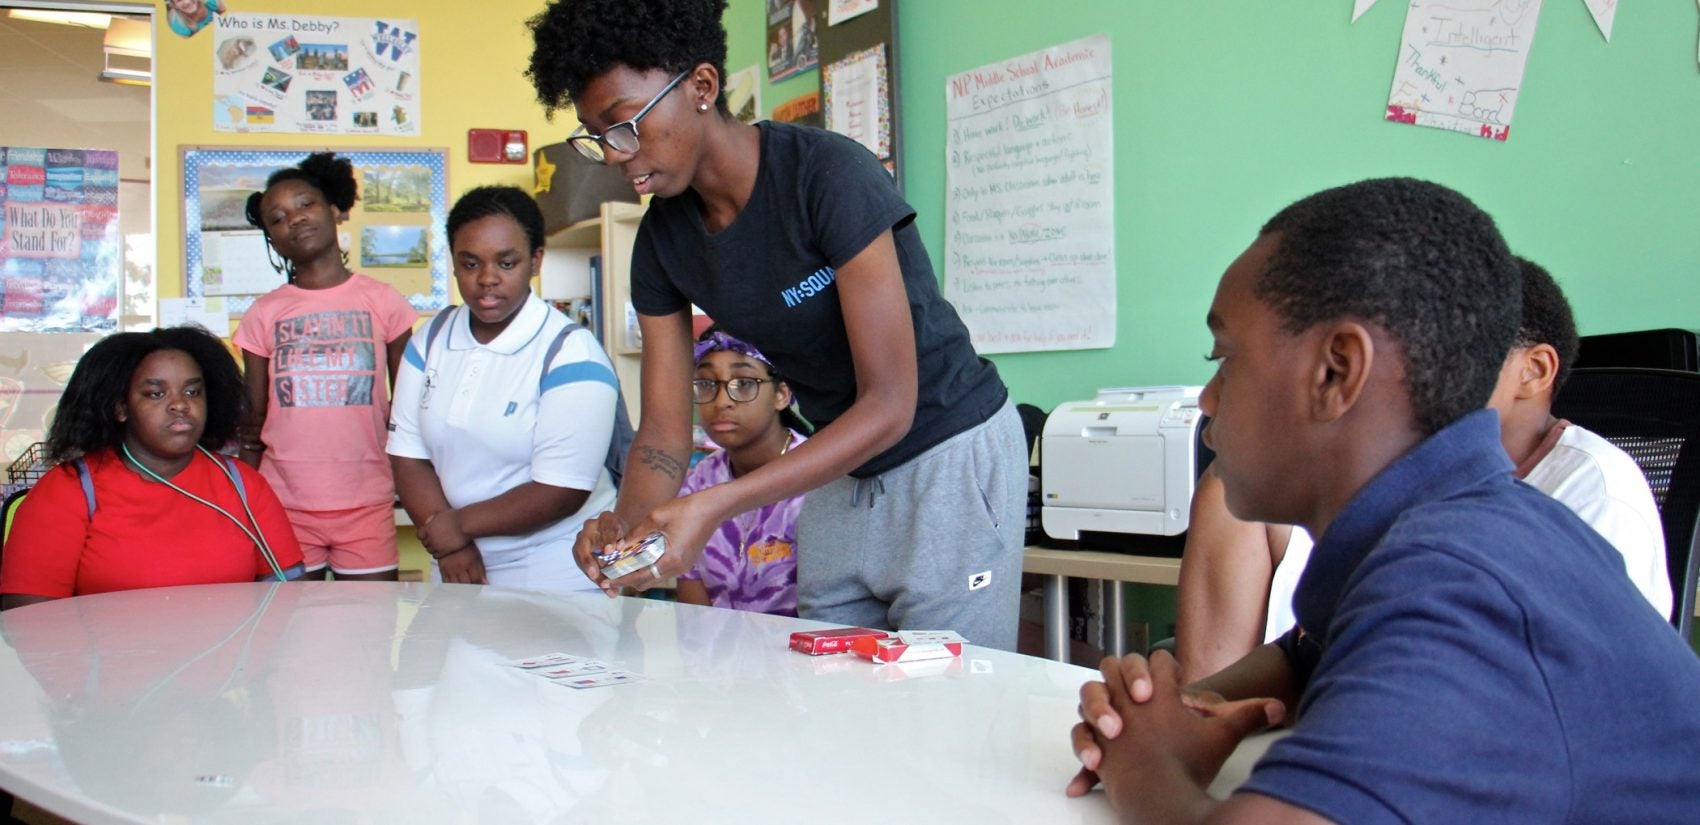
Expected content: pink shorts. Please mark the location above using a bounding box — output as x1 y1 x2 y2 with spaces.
286 502 398 575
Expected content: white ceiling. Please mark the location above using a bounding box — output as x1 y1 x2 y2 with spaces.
0 10 151 180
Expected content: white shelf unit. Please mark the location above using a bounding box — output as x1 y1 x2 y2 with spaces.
544 201 647 425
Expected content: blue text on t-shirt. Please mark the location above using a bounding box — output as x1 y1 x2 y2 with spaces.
781 266 836 308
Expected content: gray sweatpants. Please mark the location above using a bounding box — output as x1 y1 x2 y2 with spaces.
796 402 1027 651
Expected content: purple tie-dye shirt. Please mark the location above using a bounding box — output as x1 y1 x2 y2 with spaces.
677 429 807 617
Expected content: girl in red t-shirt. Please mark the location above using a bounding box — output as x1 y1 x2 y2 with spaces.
0 326 304 609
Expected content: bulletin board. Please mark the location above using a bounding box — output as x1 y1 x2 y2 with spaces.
180 146 449 314
817 0 901 189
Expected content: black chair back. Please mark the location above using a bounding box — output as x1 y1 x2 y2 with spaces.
1552 367 1700 639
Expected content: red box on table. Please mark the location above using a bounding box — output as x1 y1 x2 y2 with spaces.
789 627 890 655
849 635 965 664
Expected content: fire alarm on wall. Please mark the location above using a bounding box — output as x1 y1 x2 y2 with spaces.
468 129 528 164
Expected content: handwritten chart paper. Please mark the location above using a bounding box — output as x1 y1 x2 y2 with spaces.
1385 0 1544 142
211 13 420 136
943 34 1114 354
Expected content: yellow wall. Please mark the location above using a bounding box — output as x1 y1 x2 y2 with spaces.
153 1 573 575
152 0 569 301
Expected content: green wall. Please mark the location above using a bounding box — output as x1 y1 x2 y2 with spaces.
881 0 1700 410
716 1 1699 646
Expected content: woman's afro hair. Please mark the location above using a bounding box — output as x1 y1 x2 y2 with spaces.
527 0 730 114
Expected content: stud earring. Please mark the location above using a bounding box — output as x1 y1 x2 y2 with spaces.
699 103 709 112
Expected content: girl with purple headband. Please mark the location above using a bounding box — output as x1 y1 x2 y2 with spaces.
674 328 811 616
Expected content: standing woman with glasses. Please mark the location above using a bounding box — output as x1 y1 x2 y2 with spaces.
529 0 1027 650
387 186 620 590
676 327 811 616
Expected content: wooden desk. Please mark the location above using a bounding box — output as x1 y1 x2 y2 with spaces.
1023 546 1183 663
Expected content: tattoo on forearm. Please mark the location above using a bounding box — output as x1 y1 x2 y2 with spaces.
639 446 683 480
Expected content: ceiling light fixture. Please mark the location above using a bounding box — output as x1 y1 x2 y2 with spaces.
100 16 151 86
6 9 113 28
98 67 149 86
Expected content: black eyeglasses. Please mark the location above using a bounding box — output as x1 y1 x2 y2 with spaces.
692 377 774 404
567 71 689 162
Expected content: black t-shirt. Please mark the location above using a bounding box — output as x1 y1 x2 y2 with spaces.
630 121 1007 477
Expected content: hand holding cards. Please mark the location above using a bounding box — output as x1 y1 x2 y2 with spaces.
596 531 667 581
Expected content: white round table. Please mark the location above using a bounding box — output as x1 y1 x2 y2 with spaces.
0 581 1191 824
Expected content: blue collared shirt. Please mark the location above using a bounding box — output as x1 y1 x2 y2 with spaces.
1246 409 1700 824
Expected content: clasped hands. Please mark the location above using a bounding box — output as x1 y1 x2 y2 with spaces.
420 509 485 584
1068 650 1285 813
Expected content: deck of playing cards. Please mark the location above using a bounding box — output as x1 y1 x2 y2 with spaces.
789 626 891 655
596 531 667 580
850 630 968 664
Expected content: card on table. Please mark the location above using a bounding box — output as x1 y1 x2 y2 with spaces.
506 652 584 669
537 661 610 679
553 670 641 689
897 630 968 645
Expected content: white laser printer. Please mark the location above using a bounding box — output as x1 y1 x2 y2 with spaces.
1041 385 1207 542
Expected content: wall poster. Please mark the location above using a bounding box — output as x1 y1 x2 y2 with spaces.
211 13 420 136
0 146 120 333
822 43 890 161
767 0 820 81
1385 0 1544 141
725 65 762 124
181 147 449 315
828 0 878 27
943 34 1115 354
772 91 823 128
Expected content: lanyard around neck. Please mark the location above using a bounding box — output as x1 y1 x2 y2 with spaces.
120 444 287 581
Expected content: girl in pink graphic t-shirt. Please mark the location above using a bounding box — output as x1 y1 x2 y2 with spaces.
234 152 418 581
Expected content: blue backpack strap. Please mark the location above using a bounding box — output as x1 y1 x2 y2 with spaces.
422 307 456 360
77 453 250 521
73 458 96 519
221 454 249 504
543 320 635 488
539 322 574 387
212 453 294 579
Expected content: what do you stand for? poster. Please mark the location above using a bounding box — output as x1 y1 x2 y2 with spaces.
0 146 120 333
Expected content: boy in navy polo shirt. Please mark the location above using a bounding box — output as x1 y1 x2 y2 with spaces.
1066 178 1700 824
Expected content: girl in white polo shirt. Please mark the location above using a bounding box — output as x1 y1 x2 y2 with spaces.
387 186 618 591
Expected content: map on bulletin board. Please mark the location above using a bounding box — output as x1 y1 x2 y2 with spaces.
181 147 449 314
